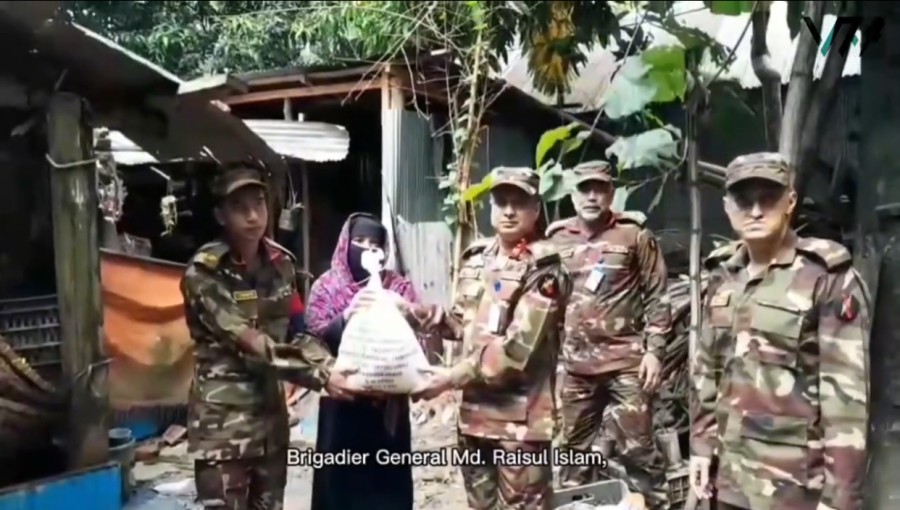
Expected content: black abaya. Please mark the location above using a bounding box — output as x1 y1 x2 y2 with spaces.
310 316 414 510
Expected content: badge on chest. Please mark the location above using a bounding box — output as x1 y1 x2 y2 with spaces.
709 289 731 308
486 280 505 334
584 265 606 292
233 289 259 320
487 304 503 333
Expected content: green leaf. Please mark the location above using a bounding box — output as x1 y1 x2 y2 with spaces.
438 171 457 190
441 203 458 228
641 46 687 102
535 123 580 167
704 1 756 15
610 186 632 212
538 164 572 203
461 174 494 203
538 163 563 195
601 57 656 119
560 136 585 157
605 126 681 170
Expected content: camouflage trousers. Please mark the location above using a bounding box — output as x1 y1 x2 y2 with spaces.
559 370 668 509
195 448 287 510
457 433 553 510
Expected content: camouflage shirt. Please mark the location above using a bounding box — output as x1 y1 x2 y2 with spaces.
411 237 571 441
546 213 672 374
181 238 334 461
690 233 870 510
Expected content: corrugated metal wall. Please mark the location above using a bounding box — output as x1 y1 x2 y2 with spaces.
382 109 454 306
384 110 443 223
381 112 536 306
471 125 536 235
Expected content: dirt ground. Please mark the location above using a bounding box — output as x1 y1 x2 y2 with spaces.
127 392 467 510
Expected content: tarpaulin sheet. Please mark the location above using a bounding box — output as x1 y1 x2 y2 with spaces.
101 251 193 410
100 251 301 410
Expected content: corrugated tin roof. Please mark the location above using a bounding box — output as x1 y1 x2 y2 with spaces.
0 2 287 173
108 120 350 166
0 2 178 96
244 120 349 163
501 1 861 111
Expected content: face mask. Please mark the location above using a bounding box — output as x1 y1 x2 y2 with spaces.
347 243 369 282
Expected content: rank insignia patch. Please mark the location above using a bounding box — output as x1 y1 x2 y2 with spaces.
837 293 860 322
537 275 558 298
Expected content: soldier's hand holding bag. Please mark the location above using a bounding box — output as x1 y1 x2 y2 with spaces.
333 248 431 394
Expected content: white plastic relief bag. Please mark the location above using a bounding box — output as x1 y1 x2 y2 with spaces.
333 248 431 394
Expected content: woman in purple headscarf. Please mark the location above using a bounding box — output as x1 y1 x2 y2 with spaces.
306 212 417 510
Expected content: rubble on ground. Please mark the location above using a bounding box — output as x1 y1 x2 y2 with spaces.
126 391 467 510
410 391 466 509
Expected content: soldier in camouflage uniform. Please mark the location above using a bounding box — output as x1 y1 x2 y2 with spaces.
690 152 870 510
405 167 571 510
181 166 353 510
545 161 671 508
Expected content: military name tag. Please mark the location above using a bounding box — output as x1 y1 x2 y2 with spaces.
710 290 731 307
584 266 605 292
233 290 258 301
487 304 502 333
603 245 629 254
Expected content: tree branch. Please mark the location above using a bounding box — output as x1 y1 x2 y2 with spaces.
751 9 783 151
795 11 851 202
779 0 825 164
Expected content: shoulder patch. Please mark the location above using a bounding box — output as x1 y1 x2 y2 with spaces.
529 240 564 267
795 237 852 271
615 211 647 228
834 292 861 322
545 219 573 238
703 241 741 270
536 274 559 298
461 238 493 259
190 241 229 269
264 237 297 262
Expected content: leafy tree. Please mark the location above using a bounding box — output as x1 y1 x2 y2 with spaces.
67 1 726 265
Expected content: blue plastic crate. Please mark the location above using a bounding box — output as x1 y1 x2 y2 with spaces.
0 462 122 510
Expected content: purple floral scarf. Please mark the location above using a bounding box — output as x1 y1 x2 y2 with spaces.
306 212 418 336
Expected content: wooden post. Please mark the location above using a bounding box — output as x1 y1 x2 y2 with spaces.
380 65 404 266
47 93 109 469
301 162 311 298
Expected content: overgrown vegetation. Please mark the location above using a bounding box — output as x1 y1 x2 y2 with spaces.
68 1 851 274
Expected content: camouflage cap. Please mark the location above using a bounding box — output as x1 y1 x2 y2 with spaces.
490 166 540 195
213 165 267 198
572 160 612 185
725 152 792 189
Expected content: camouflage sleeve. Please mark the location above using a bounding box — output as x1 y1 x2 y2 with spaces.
180 264 273 361
284 279 336 391
278 332 335 392
448 267 569 387
817 268 870 510
690 288 718 458
406 287 467 342
636 228 672 358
